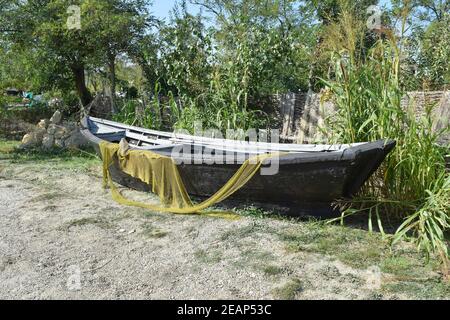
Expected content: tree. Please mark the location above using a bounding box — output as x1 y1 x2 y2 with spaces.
159 2 213 97
82 0 153 111
390 0 450 89
413 0 450 22
128 33 164 91
191 0 318 94
412 0 450 89
0 0 153 108
310 0 379 24
308 0 380 89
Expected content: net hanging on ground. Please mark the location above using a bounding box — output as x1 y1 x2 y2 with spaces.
100 141 280 218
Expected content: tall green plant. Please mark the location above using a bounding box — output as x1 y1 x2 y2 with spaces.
324 33 449 269
171 66 269 134
113 83 163 130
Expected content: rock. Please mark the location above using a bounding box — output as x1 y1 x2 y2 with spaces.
50 110 62 124
55 139 65 148
21 133 39 148
64 130 87 149
54 126 67 139
34 128 47 141
47 124 66 137
20 129 46 149
37 119 50 130
42 134 54 149
62 121 77 132
47 124 57 135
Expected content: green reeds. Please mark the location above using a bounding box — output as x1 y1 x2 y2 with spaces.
324 35 449 270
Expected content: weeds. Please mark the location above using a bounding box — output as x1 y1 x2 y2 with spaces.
272 278 304 300
113 68 270 135
194 249 222 264
141 224 169 239
63 217 113 230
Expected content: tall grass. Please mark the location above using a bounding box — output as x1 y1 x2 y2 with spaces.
323 32 450 270
138 68 270 134
113 83 164 130
175 68 268 133
114 66 269 135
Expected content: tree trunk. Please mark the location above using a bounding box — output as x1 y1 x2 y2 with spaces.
71 64 93 107
108 53 117 114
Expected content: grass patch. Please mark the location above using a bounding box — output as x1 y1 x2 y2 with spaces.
277 220 450 299
262 265 285 276
232 247 276 271
219 222 272 242
235 206 278 219
382 279 450 300
279 222 436 278
31 192 66 202
194 249 223 264
381 256 423 276
141 224 169 239
241 248 274 262
63 217 113 230
43 205 58 211
272 278 304 300
0 139 100 171
0 139 20 154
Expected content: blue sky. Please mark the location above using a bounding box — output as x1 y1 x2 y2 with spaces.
152 0 201 21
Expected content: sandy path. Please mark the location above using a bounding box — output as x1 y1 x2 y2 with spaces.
0 160 405 299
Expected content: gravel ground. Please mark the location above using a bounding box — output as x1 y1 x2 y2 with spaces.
0 157 443 300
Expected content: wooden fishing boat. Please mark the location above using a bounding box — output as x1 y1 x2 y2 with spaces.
81 116 396 217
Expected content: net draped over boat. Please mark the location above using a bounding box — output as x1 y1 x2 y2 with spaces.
99 141 280 218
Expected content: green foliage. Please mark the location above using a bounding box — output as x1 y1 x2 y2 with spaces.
311 0 378 24
394 174 450 262
323 22 449 267
0 0 153 108
113 83 164 130
389 1 450 90
170 67 270 133
159 4 213 97
202 0 317 94
0 96 9 129
130 0 317 132
416 14 450 89
218 23 313 96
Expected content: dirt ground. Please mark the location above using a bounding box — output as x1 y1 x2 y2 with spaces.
0 142 449 300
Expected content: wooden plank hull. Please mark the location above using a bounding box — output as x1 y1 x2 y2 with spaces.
81 116 396 217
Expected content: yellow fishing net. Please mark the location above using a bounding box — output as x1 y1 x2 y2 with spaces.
100 140 280 218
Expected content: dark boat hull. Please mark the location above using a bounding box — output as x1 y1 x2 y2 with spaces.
81 117 396 217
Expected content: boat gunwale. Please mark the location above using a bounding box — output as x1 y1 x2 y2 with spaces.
81 116 395 167
86 116 367 152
